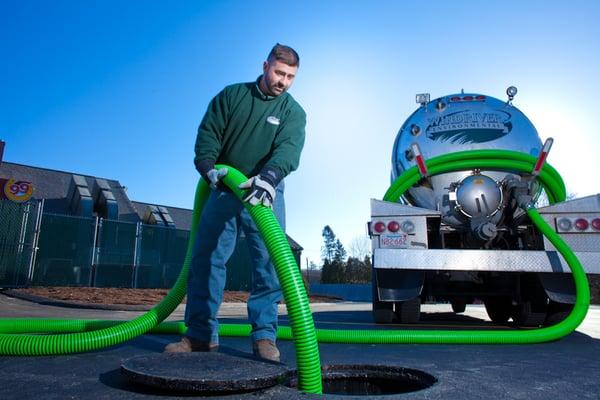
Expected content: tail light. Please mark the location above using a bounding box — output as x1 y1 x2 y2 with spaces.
556 217 600 233
557 218 572 231
402 220 416 234
373 221 386 233
371 219 415 234
387 221 400 232
574 218 589 231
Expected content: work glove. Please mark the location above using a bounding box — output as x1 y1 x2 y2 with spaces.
239 167 282 208
206 168 228 190
197 159 228 190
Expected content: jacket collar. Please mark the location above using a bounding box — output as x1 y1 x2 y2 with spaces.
254 75 278 101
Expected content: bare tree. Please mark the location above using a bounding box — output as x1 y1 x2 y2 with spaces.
348 235 371 259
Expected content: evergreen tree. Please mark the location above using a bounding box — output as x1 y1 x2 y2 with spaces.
333 238 347 262
320 225 348 283
321 225 337 263
320 259 346 283
320 260 332 283
362 255 373 283
346 256 372 283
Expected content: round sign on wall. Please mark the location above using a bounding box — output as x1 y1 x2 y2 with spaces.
4 179 33 203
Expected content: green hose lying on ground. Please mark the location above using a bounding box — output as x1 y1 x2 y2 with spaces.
0 150 591 396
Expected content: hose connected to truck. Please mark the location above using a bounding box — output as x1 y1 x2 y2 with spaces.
0 150 590 396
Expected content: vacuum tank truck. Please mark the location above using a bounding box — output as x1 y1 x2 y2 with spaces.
369 87 600 326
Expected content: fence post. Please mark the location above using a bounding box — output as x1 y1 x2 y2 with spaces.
90 217 101 287
15 202 31 280
132 222 142 288
26 198 45 285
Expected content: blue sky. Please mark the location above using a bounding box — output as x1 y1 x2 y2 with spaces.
2 1 600 267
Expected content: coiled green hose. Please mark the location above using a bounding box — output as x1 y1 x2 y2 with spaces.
0 150 590 396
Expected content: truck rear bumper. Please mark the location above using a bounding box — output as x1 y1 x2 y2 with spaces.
374 249 600 274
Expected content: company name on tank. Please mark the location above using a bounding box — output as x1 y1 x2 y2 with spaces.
426 111 508 133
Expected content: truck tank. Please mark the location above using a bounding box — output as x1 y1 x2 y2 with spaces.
392 88 543 241
371 87 600 326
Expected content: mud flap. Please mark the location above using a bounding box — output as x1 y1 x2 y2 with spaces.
374 269 424 302
539 273 576 304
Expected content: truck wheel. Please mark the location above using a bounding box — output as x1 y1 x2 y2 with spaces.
372 275 395 324
484 298 512 323
373 299 395 324
451 299 467 314
373 307 395 324
544 301 573 326
394 297 421 324
512 301 547 327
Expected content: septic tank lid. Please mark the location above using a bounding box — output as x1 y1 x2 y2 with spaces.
121 352 290 394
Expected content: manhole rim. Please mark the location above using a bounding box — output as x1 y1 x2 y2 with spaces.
286 363 438 396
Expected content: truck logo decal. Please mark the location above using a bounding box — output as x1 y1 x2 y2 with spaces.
426 110 512 144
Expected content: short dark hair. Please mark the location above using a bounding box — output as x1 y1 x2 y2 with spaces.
267 43 300 67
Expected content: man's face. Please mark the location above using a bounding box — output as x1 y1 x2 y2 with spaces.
261 60 298 96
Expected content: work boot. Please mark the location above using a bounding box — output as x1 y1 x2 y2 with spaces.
252 339 280 362
164 336 218 353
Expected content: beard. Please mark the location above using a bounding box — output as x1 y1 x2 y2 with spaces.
265 77 286 96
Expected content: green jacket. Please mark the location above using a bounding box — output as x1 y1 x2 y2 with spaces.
194 77 306 178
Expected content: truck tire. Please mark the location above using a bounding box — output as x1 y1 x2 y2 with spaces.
451 299 467 314
484 298 512 323
511 301 547 327
373 307 395 324
394 297 421 324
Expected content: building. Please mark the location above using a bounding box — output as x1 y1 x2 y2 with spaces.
0 151 303 289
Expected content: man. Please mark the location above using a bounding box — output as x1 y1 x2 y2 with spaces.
165 44 306 362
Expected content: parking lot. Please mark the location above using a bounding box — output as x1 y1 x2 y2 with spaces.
0 293 599 399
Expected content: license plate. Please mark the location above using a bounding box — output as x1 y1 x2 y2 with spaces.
380 234 408 248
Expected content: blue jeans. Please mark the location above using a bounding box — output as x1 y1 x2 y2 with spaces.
184 183 285 344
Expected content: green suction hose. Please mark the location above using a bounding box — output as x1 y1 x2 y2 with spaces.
0 150 590 396
384 149 566 204
218 167 322 393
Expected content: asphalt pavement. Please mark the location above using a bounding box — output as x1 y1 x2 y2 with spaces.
0 293 599 399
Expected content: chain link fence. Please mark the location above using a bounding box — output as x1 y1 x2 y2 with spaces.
0 199 190 288
1 199 280 289
136 224 190 288
0 199 42 287
32 212 95 286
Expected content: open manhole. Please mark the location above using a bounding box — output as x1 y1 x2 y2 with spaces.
288 364 436 396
